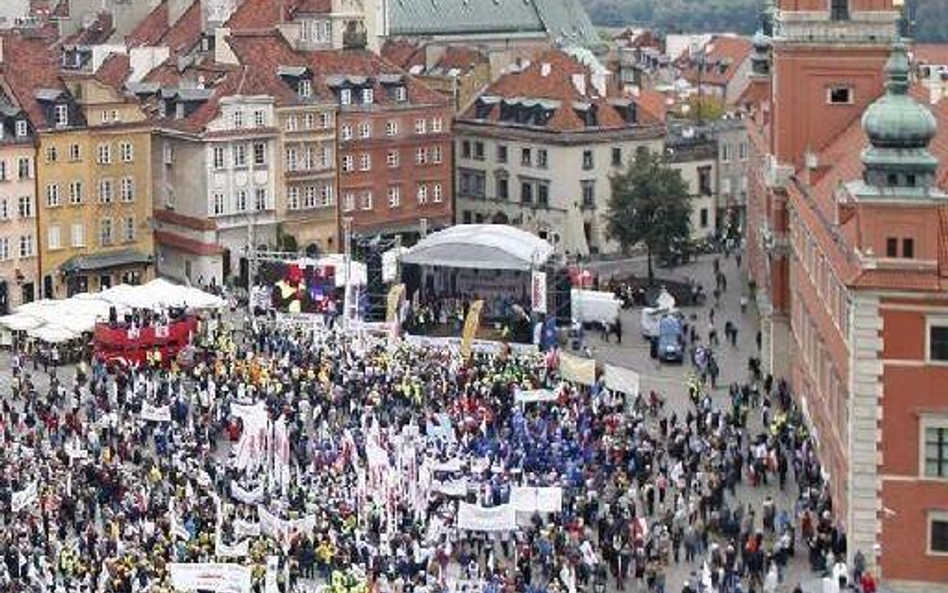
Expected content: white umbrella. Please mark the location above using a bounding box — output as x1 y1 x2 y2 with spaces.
27 324 76 344
0 313 44 332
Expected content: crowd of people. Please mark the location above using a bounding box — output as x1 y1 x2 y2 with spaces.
0 253 862 593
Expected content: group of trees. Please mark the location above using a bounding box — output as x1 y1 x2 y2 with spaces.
584 0 947 42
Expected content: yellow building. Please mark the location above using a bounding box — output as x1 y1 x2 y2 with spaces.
33 75 154 297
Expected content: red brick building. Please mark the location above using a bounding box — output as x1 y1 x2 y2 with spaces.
744 1 948 589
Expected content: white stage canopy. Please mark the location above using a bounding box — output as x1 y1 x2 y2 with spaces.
402 225 554 271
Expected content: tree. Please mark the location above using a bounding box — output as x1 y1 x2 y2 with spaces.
606 151 692 284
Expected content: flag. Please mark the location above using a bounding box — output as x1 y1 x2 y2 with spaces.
386 284 405 324
531 270 547 314
460 300 484 358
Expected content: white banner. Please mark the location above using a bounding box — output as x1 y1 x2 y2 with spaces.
168 563 252 593
531 270 547 314
12 482 38 513
514 389 558 404
231 482 264 505
233 518 260 539
604 364 640 397
457 502 517 532
141 402 172 423
216 539 249 558
432 479 468 497
510 487 563 514
559 352 596 386
258 506 316 548
433 458 463 473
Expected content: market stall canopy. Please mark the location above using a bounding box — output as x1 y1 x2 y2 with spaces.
27 324 76 344
402 225 554 271
0 313 44 332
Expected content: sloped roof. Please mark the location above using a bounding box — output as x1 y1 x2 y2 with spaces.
127 0 171 47
680 35 752 87
226 0 298 30
158 0 202 54
293 0 332 14
63 11 114 46
0 33 70 131
95 52 131 90
402 224 554 271
435 46 488 72
381 39 425 71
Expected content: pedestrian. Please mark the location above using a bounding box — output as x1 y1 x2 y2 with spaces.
614 317 623 344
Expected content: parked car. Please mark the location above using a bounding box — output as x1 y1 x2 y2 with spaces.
657 315 684 363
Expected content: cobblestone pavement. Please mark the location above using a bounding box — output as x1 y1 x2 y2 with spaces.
0 253 823 593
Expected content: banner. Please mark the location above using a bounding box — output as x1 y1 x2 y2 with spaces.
141 402 172 422
460 300 484 359
531 270 547 314
514 389 558 404
386 284 405 324
12 482 38 513
234 518 260 539
457 502 516 532
216 539 249 558
258 506 316 548
231 482 264 505
168 563 252 593
559 352 596 386
604 364 640 397
432 479 468 497
510 487 563 514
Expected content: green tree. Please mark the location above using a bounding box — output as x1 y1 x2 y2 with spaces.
606 151 692 284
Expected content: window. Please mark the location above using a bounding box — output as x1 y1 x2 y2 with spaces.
387 150 400 168
48 225 61 250
18 196 32 218
612 147 622 167
386 120 399 136
303 146 315 170
721 144 732 163
214 146 226 169
234 144 247 167
321 146 332 168
360 191 373 211
521 182 533 204
582 150 594 170
99 219 113 246
388 185 401 208
415 148 427 165
304 186 317 209
828 86 853 105
19 234 33 257
253 142 267 166
120 142 133 163
416 184 428 204
431 118 443 133
474 141 484 160
537 149 548 169
0 237 8 260
17 157 31 180
582 181 595 208
359 122 371 139
299 79 313 99
254 110 266 128
46 183 60 207
903 238 915 259
320 185 333 207
341 124 353 141
304 113 316 130
15 120 27 137
343 192 355 212
498 177 509 200
739 142 749 161
923 420 948 479
68 144 80 162
235 190 247 212
285 147 298 171
54 104 69 128
521 148 532 166
362 88 374 104
432 146 443 164
98 179 113 204
930 323 948 362
886 237 898 258
394 86 407 102
233 110 244 129
320 112 331 129
698 166 713 195
254 188 267 211
360 153 371 171
830 0 849 20
0 161 4 181
340 89 352 105
0 198 7 220
71 223 84 247
286 115 299 132
287 187 300 210
433 183 443 203
538 183 549 206
930 512 948 555
342 154 354 172
120 177 135 202
722 178 732 196
700 208 709 228
97 143 112 165
415 119 427 135
46 145 58 163
123 216 136 242
497 145 508 163
462 140 471 159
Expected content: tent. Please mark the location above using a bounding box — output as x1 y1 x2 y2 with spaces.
0 313 44 332
27 324 77 344
402 225 554 271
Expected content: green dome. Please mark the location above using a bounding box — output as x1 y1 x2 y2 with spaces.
862 42 937 150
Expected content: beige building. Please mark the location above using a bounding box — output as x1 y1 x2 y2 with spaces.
665 129 718 242
454 48 666 256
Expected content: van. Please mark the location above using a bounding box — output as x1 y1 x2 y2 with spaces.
657 315 684 363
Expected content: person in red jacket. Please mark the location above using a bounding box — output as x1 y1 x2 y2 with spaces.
860 571 877 593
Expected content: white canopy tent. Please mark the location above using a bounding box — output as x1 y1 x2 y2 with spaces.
402 225 554 271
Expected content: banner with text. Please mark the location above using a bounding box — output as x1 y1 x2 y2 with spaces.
168 563 252 593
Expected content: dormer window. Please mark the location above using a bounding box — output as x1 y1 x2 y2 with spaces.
15 120 27 137
362 88 374 104
394 86 407 102
234 110 244 129
340 89 352 105
299 80 312 99
158 101 167 118
54 104 69 128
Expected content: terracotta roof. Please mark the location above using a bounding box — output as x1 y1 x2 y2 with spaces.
157 0 201 54
127 0 170 47
308 49 448 106
680 35 752 87
226 31 317 107
635 88 668 123
460 48 661 132
914 44 948 67
64 11 114 46
154 208 217 231
0 33 70 131
155 230 225 255
94 52 131 90
435 46 488 72
226 0 301 31
851 268 944 291
381 39 425 70
293 0 331 14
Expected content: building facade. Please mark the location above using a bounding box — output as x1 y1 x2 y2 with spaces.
665 128 719 242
